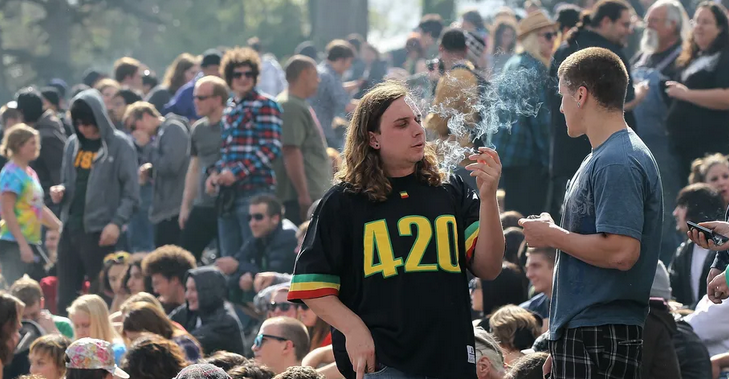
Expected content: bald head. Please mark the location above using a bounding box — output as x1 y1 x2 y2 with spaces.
285 55 319 98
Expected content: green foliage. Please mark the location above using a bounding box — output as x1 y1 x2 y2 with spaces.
0 0 308 101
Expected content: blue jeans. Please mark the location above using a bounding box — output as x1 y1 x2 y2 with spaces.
127 183 155 253
218 193 267 257
365 366 433 379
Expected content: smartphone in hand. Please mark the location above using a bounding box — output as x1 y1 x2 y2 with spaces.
687 221 729 246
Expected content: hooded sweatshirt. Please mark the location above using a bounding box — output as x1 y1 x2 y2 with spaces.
149 115 190 223
30 110 67 206
169 267 246 355
60 90 140 232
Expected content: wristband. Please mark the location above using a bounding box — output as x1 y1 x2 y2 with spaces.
725 270 729 290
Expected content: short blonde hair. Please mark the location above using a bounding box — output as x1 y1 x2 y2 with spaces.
122 101 161 128
94 78 120 93
0 123 39 159
67 294 121 344
489 305 540 351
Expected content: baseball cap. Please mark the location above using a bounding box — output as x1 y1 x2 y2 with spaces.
66 338 129 379
175 364 231 379
201 49 222 68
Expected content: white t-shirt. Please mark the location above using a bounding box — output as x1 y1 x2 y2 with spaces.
691 244 711 302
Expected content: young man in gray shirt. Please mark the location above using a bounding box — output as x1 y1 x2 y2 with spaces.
124 101 190 248
520 47 663 378
179 76 229 261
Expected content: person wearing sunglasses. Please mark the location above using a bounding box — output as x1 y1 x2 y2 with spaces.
217 195 297 305
490 11 556 218
123 101 190 248
205 47 283 260
252 316 310 375
267 287 300 319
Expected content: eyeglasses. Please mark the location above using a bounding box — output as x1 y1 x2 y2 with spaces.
253 334 289 349
194 95 212 101
248 213 266 222
539 32 556 41
270 302 298 312
232 71 256 79
103 252 130 264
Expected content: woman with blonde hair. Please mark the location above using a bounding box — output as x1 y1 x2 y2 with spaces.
490 11 556 216
0 124 62 285
93 79 120 114
146 53 199 112
67 294 126 364
689 153 729 207
288 81 505 378
489 305 541 365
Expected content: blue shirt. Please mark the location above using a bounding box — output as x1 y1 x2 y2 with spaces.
520 293 550 319
163 73 201 120
549 129 663 340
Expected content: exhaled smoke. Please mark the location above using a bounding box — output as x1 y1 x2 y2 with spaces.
423 65 548 172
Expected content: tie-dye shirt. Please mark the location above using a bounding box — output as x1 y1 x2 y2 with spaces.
0 162 44 244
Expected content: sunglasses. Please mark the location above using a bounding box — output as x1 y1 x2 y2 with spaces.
270 302 298 312
540 32 556 41
253 334 289 349
194 95 212 101
104 252 130 265
232 71 256 79
248 213 266 222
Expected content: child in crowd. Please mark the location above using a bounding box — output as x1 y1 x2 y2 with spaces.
64 338 129 379
29 334 71 379
67 295 126 364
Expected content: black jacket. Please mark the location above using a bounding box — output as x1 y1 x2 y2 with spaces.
30 110 67 207
674 318 712 379
641 299 681 379
669 241 716 308
169 267 246 355
233 222 298 277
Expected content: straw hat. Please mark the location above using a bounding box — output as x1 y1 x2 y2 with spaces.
517 11 556 40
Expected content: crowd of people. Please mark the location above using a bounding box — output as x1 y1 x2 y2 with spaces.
0 0 725 378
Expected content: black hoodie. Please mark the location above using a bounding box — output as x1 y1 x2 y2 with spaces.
169 267 246 355
30 110 66 207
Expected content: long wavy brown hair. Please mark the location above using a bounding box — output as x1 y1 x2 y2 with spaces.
336 81 444 202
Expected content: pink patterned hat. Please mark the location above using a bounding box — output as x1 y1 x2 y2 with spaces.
65 338 129 379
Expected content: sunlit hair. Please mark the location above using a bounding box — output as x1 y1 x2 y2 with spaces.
67 294 121 344
30 334 71 378
162 53 198 95
121 302 201 353
517 30 551 66
119 292 165 316
336 81 444 202
121 333 188 379
0 123 39 159
93 78 120 93
689 153 729 184
489 305 540 351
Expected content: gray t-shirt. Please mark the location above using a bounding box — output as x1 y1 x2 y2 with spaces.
190 118 222 208
549 128 663 340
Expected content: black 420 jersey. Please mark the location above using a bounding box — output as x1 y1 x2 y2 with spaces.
289 174 481 379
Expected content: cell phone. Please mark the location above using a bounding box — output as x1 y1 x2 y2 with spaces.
687 221 729 246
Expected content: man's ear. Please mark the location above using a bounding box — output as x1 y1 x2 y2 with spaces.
368 131 380 149
477 356 492 377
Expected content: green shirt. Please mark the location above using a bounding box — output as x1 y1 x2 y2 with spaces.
273 92 332 202
53 315 74 339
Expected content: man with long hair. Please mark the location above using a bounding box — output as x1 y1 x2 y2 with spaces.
288 81 505 379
